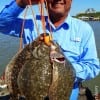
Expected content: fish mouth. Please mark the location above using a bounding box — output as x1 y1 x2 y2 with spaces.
51 57 65 63
50 51 65 63
50 43 65 64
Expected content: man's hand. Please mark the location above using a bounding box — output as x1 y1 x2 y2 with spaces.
16 0 44 7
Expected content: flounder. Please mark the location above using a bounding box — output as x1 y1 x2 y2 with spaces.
5 33 75 100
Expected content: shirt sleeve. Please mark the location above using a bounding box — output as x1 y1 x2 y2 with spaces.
0 0 24 37
72 23 100 81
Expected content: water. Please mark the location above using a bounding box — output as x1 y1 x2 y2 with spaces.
0 21 100 94
0 35 19 73
83 21 100 94
87 21 100 59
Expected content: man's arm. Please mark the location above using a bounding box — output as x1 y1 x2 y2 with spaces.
0 0 42 37
73 24 100 82
0 1 24 37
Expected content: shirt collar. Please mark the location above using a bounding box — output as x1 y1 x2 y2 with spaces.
49 14 72 30
64 14 72 26
36 14 72 30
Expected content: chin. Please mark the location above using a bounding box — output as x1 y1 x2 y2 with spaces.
54 8 64 13
54 11 65 17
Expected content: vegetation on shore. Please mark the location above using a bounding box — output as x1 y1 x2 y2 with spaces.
76 12 100 18
73 12 100 21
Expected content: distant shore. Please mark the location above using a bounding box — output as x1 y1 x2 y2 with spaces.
77 17 100 21
74 11 100 21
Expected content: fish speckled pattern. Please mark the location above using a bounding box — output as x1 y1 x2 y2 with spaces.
18 41 52 100
5 34 75 100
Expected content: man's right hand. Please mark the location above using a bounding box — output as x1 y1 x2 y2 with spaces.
16 0 44 8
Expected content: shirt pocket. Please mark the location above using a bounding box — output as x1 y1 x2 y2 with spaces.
70 38 82 55
60 37 83 59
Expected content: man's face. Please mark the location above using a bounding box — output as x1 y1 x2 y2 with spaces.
46 0 72 17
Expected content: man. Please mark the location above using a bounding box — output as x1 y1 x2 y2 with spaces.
0 0 100 99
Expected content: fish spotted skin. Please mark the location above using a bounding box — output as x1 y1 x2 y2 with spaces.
18 41 52 100
49 58 75 100
5 42 35 100
5 33 75 100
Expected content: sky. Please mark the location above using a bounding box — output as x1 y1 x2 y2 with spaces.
71 0 100 16
0 0 100 16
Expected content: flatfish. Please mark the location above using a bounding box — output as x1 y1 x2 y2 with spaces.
5 33 75 100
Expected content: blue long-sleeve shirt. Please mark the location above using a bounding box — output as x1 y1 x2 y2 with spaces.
0 1 100 99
